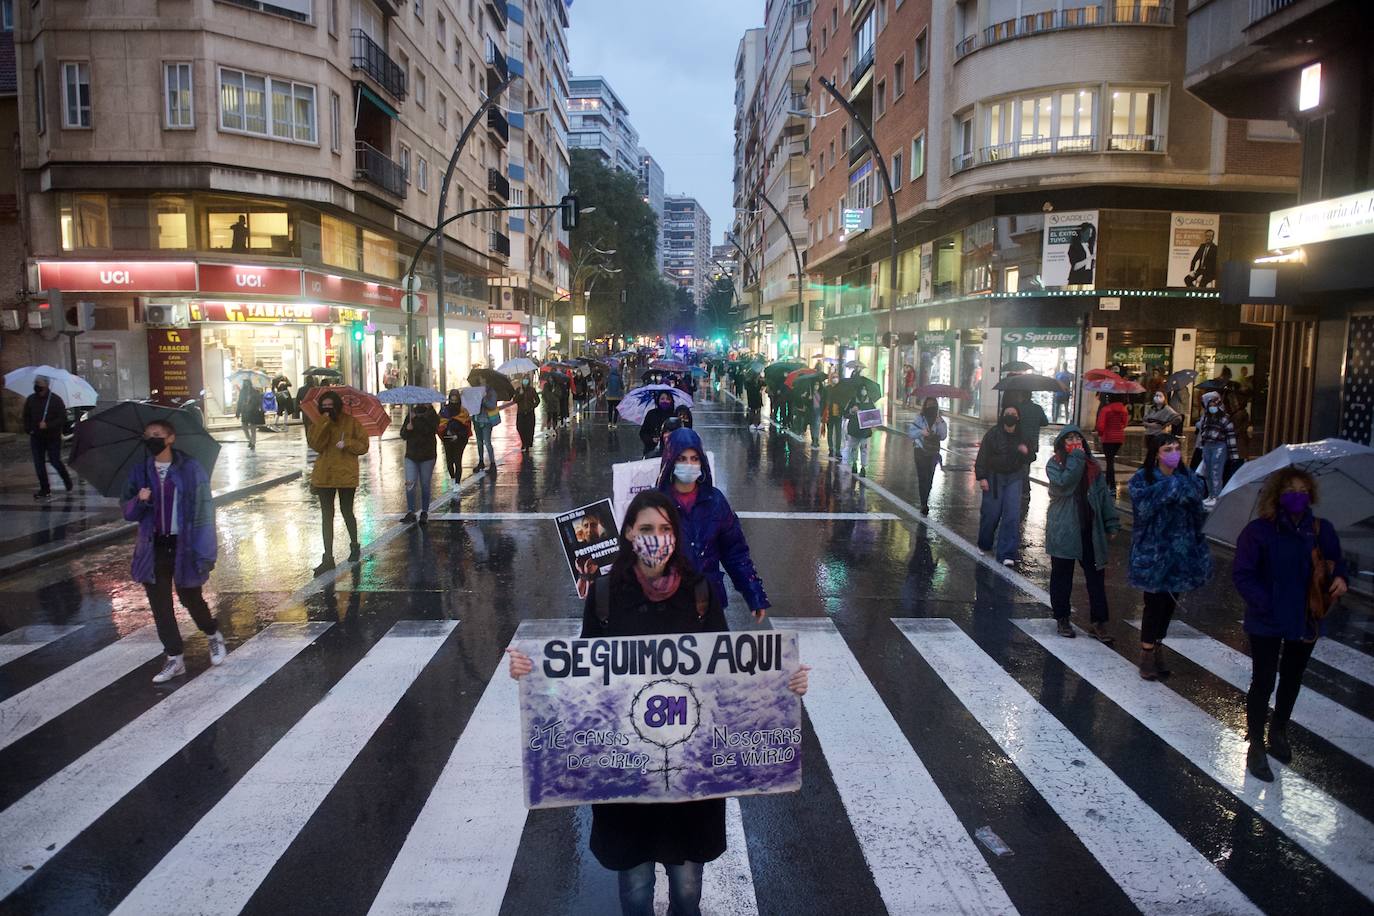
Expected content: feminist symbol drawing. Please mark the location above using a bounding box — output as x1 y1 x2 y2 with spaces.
630 678 702 790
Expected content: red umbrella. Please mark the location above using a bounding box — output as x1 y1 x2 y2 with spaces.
784 367 824 389
1083 378 1147 395
300 385 390 437
913 384 973 400
1083 368 1126 383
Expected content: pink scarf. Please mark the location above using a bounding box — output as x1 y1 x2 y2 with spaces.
634 564 681 603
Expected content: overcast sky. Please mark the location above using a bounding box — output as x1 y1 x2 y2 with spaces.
566 0 762 245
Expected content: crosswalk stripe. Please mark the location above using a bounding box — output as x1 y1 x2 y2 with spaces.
0 625 165 752
1015 618 1374 902
406 511 899 522
897 618 1261 915
774 616 1018 915
0 621 332 901
1311 637 1374 688
652 798 758 916
0 625 83 666
111 620 456 916
1125 620 1374 768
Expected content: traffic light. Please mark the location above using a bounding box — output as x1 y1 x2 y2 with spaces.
351 321 365 343
560 194 580 232
61 297 94 333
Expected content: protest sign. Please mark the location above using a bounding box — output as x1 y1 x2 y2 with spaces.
554 500 619 599
857 408 883 429
612 452 716 525
516 630 803 808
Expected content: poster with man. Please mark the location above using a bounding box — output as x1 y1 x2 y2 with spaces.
555 500 619 599
516 630 803 807
1168 213 1221 289
1041 210 1099 287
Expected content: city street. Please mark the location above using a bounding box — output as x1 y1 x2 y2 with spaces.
2 391 1372 915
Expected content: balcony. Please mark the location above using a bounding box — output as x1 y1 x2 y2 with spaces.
488 167 510 200
954 4 1171 62
951 151 975 174
485 39 509 86
486 0 509 31
1249 0 1296 23
490 230 511 258
950 130 1162 174
350 30 407 101
848 132 872 167
849 45 874 88
355 141 406 198
1107 133 1163 152
487 107 509 145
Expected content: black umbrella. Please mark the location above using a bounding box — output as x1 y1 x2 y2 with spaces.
1166 369 1199 392
71 401 221 497
1196 378 1234 393
467 367 515 400
763 361 806 387
303 366 342 378
833 376 882 404
1003 360 1035 373
993 373 1066 393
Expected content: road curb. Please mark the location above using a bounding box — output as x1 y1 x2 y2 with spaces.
0 469 303 580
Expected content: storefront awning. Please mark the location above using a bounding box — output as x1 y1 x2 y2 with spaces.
357 83 399 120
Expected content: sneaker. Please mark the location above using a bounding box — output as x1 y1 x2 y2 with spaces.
1203 497 1217 509
1001 558 1015 568
1088 623 1115 645
1268 722 1293 763
313 556 336 576
402 512 417 524
474 463 486 472
208 631 227 667
1247 742 1275 782
1055 618 1076 638
33 490 51 501
347 543 362 562
419 511 429 525
63 479 74 492
152 655 186 684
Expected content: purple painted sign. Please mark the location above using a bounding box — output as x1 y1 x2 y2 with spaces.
516 631 803 808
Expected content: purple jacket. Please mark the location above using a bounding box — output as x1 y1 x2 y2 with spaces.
122 451 218 587
1233 510 1346 640
657 428 770 611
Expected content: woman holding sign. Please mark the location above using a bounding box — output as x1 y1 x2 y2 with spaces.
508 490 807 916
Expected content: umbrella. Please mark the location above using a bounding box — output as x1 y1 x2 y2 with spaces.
1083 368 1125 383
617 385 694 426
1083 378 1147 395
913 384 973 400
70 401 221 497
763 361 807 386
833 376 882 405
784 368 824 389
1003 360 1035 373
1166 369 1199 392
994 374 1067 393
4 365 99 408
1197 378 1234 393
303 366 342 379
228 369 272 386
300 385 390 437
468 367 515 401
377 385 445 405
1204 440 1374 544
844 360 867 370
497 357 539 376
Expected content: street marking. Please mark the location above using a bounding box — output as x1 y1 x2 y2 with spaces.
0 625 83 666
113 620 457 916
897 618 1261 916
1124 620 1374 768
737 511 899 521
774 617 1017 915
1015 618 1374 901
367 619 578 916
0 625 168 751
653 798 758 916
1311 637 1374 688
406 511 899 522
0 622 332 900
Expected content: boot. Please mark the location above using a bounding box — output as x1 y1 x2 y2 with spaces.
347 543 362 562
1154 643 1171 676
313 556 335 576
1088 622 1114 645
1268 721 1293 763
1138 646 1159 681
1247 741 1275 782
1055 617 1076 638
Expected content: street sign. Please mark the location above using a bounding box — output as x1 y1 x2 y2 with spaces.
842 209 871 233
402 293 421 314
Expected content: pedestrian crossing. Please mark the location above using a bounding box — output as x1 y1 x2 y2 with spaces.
0 624 82 665
2 611 1373 914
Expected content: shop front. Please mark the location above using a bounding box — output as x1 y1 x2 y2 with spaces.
957 328 987 419
1001 327 1080 424
916 330 955 410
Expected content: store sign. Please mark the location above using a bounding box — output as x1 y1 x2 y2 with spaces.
1099 296 1121 311
1002 328 1080 347
1268 189 1374 249
198 263 303 297
1040 211 1098 287
37 260 198 292
489 322 523 338
146 327 203 399
1166 213 1220 289
303 270 427 313
918 331 953 348
190 301 333 324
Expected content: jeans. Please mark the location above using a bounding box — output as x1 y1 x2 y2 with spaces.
842 435 870 470
1102 442 1121 488
1200 442 1227 498
1140 591 1176 644
442 436 468 480
914 450 938 512
977 472 1023 562
145 535 217 656
1247 634 1316 739
827 418 844 456
1049 531 1109 622
617 861 704 916
404 458 435 513
475 422 496 466
30 433 72 492
242 420 257 450
316 486 358 557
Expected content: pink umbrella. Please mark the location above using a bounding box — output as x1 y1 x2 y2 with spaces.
1083 378 1146 395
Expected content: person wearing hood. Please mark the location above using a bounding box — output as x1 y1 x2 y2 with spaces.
122 419 226 683
400 402 440 524
542 375 564 431
1128 434 1211 680
439 389 472 482
975 405 1031 565
744 373 764 431
907 397 948 514
1196 390 1239 507
1233 467 1347 782
639 392 679 457
1046 425 1120 640
23 374 73 499
307 390 369 574
656 427 770 617
606 366 625 428
1094 394 1129 489
1141 391 1182 446
513 375 540 455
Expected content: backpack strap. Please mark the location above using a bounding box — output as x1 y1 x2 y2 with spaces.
694 578 709 622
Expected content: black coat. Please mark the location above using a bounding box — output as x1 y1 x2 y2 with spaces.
974 425 1028 479
400 410 440 462
23 390 66 438
580 569 728 871
513 385 541 414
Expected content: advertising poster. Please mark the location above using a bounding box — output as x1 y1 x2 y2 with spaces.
612 453 715 526
1167 213 1220 289
555 500 619 600
919 241 934 301
146 327 203 399
516 630 803 808
1041 210 1099 287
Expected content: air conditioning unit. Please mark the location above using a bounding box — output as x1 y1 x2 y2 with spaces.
143 302 188 328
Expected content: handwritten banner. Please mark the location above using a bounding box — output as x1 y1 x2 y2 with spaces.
857 408 883 429
517 631 802 808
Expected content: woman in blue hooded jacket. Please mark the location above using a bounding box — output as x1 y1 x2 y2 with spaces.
656 427 770 617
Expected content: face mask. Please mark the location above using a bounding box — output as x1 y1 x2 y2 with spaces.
34 385 46 394
632 534 675 567
1154 395 1165 405
1002 414 1018 428
923 406 938 418
144 436 168 455
673 463 702 484
1208 405 1219 414
1160 450 1183 468
1279 491 1311 515
1064 439 1081 452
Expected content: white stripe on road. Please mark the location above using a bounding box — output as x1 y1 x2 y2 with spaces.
1015 618 1374 901
0 622 332 900
653 798 758 916
0 625 167 751
0 625 83 666
1124 620 1374 768
408 511 899 522
1311 637 1374 689
113 620 456 916
774 617 1017 915
897 618 1260 916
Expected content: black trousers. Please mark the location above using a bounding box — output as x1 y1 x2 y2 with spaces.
144 535 216 656
1050 532 1109 622
442 437 468 479
914 450 937 512
1140 591 1176 643
607 398 621 423
1247 634 1316 739
1102 442 1122 488
30 434 71 492
316 486 358 556
516 411 536 449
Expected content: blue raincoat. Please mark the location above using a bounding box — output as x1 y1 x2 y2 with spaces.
122 451 218 587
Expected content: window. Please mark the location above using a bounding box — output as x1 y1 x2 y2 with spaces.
853 12 875 65
59 193 110 250
417 156 429 193
33 64 45 135
321 214 360 271
208 208 288 251
821 26 827 50
469 0 475 21
983 88 1097 161
468 61 476 90
1109 88 1161 150
954 114 974 170
363 229 399 278
914 29 928 78
455 39 463 68
414 0 423 18
1 0 12 31
438 11 447 49
327 0 337 36
400 143 411 184
875 79 887 118
415 69 426 108
911 132 925 180
877 0 887 32
438 91 447 128
219 68 316 143
329 90 341 153
893 59 905 98
892 152 903 190
61 62 91 128
164 63 193 129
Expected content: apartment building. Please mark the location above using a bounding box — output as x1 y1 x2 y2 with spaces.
566 74 639 175
805 0 1300 431
663 195 711 306
637 147 666 273
1 0 541 423
731 27 767 352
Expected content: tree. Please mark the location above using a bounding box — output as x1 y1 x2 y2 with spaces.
701 277 736 336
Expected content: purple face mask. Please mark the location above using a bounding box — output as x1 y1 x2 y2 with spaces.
1279 491 1311 516
1159 450 1183 469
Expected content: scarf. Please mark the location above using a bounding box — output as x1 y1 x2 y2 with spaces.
634 563 682 603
